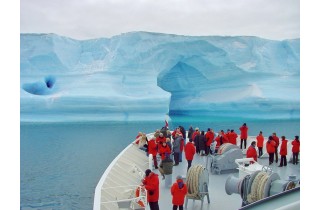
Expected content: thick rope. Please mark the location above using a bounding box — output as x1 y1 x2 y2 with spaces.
247 171 269 203
257 173 269 200
186 165 205 199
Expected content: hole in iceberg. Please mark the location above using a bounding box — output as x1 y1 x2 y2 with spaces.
22 75 57 95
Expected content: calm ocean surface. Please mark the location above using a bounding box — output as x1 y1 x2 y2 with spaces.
20 119 300 210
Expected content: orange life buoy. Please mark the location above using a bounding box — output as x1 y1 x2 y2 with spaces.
135 187 145 207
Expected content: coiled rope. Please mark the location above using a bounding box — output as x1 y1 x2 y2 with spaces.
247 171 269 203
186 165 206 199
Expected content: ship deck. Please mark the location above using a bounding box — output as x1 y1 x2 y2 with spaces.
156 150 300 210
94 135 300 210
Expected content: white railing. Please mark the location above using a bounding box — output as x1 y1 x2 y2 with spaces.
94 137 151 210
100 185 148 209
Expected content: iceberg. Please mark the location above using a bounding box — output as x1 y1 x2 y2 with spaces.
20 32 299 122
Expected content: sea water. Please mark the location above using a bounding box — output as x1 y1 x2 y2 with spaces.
20 119 299 210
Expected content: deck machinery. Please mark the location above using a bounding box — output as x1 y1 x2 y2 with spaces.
209 143 243 174
225 158 299 207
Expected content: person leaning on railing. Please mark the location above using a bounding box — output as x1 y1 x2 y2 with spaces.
141 169 160 210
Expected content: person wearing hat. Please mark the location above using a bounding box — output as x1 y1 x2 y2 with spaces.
158 153 174 180
142 169 160 210
191 127 200 142
171 175 188 210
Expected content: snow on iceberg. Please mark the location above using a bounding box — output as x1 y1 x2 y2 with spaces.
20 32 299 122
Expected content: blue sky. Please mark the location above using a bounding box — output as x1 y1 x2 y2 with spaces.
20 0 300 40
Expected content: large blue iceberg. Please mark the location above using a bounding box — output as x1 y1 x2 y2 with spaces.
20 32 299 122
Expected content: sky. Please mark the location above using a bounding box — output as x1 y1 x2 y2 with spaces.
20 0 300 40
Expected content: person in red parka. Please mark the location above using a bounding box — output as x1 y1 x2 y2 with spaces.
184 138 196 171
205 128 214 155
158 141 171 160
279 136 288 167
292 136 300 165
171 175 188 210
142 169 160 210
191 128 200 142
272 132 280 163
214 132 228 153
246 141 258 163
148 137 159 169
239 123 248 149
266 136 276 165
156 132 166 148
256 131 264 158
228 129 238 145
172 127 182 140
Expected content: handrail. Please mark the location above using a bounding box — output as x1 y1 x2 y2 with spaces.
100 185 148 209
235 158 255 166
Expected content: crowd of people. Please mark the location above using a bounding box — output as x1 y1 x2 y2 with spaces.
134 123 300 210
245 131 300 167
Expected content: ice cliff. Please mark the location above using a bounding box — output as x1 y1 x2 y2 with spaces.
20 32 299 122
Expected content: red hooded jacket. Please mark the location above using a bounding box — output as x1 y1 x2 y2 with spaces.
292 140 300 153
172 130 182 139
158 145 171 160
214 135 228 148
280 139 288 156
171 179 187 205
246 145 257 162
143 172 159 202
156 136 166 145
266 140 276 153
184 142 196 160
239 125 248 139
228 132 238 145
148 139 158 156
205 131 214 147
192 131 200 141
273 135 280 147
256 135 264 148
